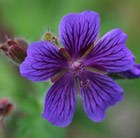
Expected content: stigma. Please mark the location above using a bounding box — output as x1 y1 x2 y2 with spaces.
69 60 85 76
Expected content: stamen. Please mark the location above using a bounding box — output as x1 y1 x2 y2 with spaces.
74 77 80 95
80 79 90 88
51 69 67 83
59 48 71 60
86 67 107 75
81 43 94 59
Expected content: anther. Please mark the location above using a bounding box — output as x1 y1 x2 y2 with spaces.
80 79 90 88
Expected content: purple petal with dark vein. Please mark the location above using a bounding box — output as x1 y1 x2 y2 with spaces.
59 10 100 58
80 71 123 122
42 73 77 127
108 64 140 79
84 29 135 72
20 41 67 82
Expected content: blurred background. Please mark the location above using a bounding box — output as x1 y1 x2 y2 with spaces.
0 0 140 138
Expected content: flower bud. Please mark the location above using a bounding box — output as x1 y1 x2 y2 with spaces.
42 32 59 45
0 99 13 117
0 99 13 128
0 38 28 65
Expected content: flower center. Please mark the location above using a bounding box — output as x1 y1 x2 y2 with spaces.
69 60 85 76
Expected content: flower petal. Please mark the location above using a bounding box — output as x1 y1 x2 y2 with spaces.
108 64 140 79
80 71 123 122
42 73 77 127
20 41 67 82
59 10 100 58
85 29 135 72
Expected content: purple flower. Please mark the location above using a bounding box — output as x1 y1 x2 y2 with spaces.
20 11 135 127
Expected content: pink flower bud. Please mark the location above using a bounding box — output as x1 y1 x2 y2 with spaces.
0 38 28 65
0 98 13 117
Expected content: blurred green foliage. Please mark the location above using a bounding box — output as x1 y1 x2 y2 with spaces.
0 0 140 138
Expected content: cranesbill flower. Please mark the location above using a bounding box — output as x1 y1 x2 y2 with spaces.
20 11 135 127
